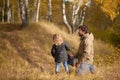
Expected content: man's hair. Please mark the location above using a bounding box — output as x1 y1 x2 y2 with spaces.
78 25 89 33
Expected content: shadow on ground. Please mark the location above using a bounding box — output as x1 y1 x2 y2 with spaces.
0 23 22 32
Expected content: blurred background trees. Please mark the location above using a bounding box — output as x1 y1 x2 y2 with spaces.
0 0 120 47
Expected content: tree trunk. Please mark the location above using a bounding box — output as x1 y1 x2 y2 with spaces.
72 0 83 31
2 0 5 22
79 0 92 25
19 0 26 27
25 0 29 25
7 0 12 23
79 6 87 25
36 0 40 22
33 0 37 21
47 0 52 22
62 0 72 34
7 0 10 23
2 0 7 22
19 0 29 27
7 7 12 23
2 9 4 22
33 0 40 22
72 4 77 31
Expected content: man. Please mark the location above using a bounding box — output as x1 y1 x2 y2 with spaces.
76 25 95 75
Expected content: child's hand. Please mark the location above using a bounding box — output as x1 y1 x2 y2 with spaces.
70 55 74 58
69 53 74 58
76 63 80 68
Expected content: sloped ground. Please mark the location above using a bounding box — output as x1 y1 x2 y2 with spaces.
0 23 55 79
0 22 120 80
0 22 79 80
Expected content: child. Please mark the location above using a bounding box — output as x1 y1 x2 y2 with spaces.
51 34 70 74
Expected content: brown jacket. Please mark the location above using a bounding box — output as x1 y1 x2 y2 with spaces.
77 33 94 64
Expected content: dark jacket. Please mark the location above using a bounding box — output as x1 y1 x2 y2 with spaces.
51 42 70 63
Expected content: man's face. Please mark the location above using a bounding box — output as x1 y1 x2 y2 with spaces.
78 29 84 37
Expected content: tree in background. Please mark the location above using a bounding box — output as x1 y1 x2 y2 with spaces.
2 0 5 22
47 0 52 22
78 0 92 25
72 0 84 32
62 0 72 34
62 0 92 34
33 0 40 23
2 0 13 23
19 0 29 27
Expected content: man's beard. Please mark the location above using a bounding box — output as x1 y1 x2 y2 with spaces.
79 34 83 38
79 34 84 40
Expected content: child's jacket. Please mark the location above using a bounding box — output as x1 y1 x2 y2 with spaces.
51 42 70 63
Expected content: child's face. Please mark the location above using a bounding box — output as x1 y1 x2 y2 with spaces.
53 36 63 45
53 38 59 43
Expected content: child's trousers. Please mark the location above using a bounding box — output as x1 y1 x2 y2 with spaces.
56 61 69 73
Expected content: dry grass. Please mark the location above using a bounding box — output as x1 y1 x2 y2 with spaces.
0 22 120 80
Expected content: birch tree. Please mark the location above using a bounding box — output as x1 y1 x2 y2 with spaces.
47 0 52 22
1 0 12 23
2 0 5 22
62 0 72 34
72 0 84 31
19 0 26 26
7 6 12 23
19 0 29 27
2 8 5 22
25 0 29 25
62 0 92 34
79 0 92 25
62 0 83 33
33 0 40 22
33 0 37 22
7 0 10 23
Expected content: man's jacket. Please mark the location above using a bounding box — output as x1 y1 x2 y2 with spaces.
77 33 94 64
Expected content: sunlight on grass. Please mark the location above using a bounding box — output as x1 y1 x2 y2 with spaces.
0 22 120 80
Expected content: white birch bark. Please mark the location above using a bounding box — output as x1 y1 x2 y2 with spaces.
33 0 40 22
79 6 86 25
33 0 37 21
19 0 29 27
79 0 92 25
36 0 40 22
72 0 83 30
2 0 5 22
19 0 26 27
62 0 72 34
7 7 12 23
25 0 29 25
7 0 10 23
47 0 52 22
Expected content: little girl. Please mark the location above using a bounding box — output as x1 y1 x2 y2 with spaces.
51 34 70 74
